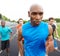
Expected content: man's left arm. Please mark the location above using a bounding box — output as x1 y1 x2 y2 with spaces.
9 27 13 41
46 25 54 54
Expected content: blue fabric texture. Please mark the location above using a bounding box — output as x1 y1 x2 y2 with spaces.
22 21 49 56
0 26 12 41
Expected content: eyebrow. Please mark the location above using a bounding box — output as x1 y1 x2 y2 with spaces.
31 12 43 15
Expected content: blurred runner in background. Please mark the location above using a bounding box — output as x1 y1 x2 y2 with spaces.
0 20 12 56
46 17 59 56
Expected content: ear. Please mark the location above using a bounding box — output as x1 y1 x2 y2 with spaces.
28 11 30 17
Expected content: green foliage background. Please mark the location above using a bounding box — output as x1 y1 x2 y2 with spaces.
0 14 60 38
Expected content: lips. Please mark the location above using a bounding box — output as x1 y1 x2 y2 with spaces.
34 21 40 25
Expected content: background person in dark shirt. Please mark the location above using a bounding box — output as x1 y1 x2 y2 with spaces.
48 17 59 50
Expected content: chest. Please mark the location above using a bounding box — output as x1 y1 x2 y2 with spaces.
22 26 49 41
1 27 8 33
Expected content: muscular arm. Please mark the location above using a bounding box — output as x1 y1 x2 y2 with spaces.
46 25 54 54
18 28 24 56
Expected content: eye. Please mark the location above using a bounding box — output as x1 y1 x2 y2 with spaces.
39 12 43 15
31 12 43 15
31 12 37 15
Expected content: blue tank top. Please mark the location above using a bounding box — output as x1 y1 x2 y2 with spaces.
22 21 49 56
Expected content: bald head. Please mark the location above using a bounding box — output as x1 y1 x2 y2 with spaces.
28 4 44 26
1 20 5 27
1 20 5 23
29 4 43 12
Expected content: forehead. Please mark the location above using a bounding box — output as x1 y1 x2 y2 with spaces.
30 5 43 12
50 19 54 22
1 21 5 23
19 20 23 21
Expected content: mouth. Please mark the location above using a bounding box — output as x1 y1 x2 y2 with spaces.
34 20 40 24
31 19 41 26
36 22 40 24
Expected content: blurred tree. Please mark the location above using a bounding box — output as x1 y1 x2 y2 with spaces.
55 18 60 22
11 20 16 22
23 20 28 24
8 19 11 21
0 14 2 19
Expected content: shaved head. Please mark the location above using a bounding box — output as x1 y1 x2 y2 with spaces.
1 20 5 27
1 20 5 23
29 4 43 12
28 4 43 26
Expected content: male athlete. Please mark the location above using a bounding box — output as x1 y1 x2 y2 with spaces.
18 4 54 56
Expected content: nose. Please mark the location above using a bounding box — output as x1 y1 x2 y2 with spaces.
36 14 40 20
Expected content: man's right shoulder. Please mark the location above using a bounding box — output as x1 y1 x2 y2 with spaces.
22 21 30 27
18 21 30 33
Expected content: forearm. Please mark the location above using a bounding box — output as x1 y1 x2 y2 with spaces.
18 40 24 56
46 35 54 53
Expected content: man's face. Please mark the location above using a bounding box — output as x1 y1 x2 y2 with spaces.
28 6 43 26
49 19 54 25
19 20 23 25
1 21 5 27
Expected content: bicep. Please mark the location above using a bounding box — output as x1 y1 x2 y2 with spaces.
46 25 54 45
46 25 54 52
47 25 53 39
